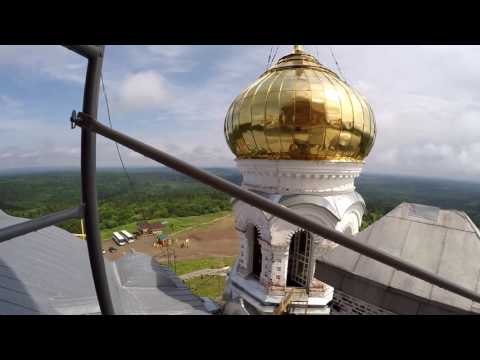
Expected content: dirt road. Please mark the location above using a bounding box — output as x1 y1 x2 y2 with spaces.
103 214 239 263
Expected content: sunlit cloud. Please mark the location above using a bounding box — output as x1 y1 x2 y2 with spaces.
116 70 171 111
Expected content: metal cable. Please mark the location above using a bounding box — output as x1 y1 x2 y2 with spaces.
100 73 148 224
100 73 134 188
329 46 348 84
266 46 273 69
270 45 279 66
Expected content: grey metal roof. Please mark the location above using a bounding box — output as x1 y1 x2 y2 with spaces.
0 210 209 315
0 210 99 314
315 203 480 314
105 251 208 315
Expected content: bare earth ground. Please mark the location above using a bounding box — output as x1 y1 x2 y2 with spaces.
103 215 239 263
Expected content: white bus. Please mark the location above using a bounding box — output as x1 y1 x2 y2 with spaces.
112 232 127 246
121 230 135 243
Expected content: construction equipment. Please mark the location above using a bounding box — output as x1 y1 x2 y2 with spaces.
273 289 295 315
72 218 86 240
273 288 309 315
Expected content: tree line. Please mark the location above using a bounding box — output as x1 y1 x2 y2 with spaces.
1 168 478 235
0 169 234 233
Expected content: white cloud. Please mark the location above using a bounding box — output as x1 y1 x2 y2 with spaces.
0 153 13 159
3 45 480 180
373 148 399 166
146 45 188 58
458 143 480 173
0 95 22 109
0 45 86 84
122 45 196 73
117 71 170 111
19 151 40 159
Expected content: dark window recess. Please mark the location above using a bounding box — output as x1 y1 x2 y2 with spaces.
252 227 262 279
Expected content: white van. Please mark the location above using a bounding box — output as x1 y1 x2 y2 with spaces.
112 231 127 246
121 230 135 243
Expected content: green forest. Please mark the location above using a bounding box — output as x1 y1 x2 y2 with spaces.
356 173 480 229
1 167 479 235
0 168 237 234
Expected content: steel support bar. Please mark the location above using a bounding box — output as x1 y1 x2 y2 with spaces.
80 46 115 315
73 114 480 304
0 206 84 243
63 45 103 59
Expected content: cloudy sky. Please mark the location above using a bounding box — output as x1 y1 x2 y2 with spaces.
1 45 479 181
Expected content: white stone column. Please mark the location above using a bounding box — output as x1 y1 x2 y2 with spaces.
270 245 289 289
259 241 273 287
310 237 335 298
237 231 250 277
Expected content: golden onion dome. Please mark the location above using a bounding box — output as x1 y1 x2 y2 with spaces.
224 46 376 162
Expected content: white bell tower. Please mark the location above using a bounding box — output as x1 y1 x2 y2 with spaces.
222 45 376 315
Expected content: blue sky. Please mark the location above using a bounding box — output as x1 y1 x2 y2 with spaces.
1 45 480 181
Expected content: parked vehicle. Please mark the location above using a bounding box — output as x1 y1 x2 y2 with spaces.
112 232 127 246
121 230 135 243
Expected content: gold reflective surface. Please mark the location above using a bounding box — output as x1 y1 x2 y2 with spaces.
224 48 376 161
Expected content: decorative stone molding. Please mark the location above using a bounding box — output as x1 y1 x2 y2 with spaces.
236 159 364 195
232 201 271 243
227 161 367 314
269 205 337 247
334 202 364 237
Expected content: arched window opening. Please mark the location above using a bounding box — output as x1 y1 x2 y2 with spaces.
246 224 263 280
287 230 313 287
251 227 262 279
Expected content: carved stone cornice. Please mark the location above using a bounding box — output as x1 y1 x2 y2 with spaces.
237 159 363 195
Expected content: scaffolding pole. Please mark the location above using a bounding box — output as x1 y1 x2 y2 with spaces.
71 112 480 304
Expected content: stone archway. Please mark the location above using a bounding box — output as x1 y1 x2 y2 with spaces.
232 201 271 278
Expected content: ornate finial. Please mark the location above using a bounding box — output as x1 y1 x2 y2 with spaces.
293 45 304 53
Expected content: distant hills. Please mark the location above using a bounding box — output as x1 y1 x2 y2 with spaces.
1 167 479 228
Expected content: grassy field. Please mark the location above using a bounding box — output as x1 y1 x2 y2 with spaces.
185 275 226 300
100 210 231 241
160 256 236 276
158 256 236 302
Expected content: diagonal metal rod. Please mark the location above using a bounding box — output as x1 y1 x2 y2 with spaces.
0 206 84 243
63 45 103 59
73 113 480 304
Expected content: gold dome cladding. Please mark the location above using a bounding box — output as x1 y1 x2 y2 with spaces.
224 46 376 162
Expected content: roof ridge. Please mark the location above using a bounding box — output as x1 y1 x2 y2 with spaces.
385 214 477 234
